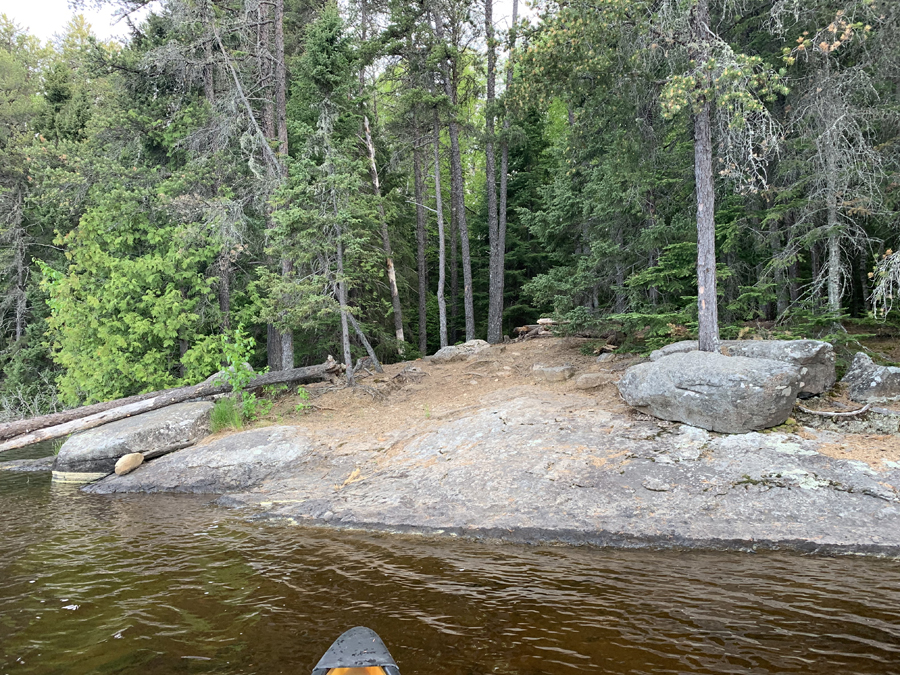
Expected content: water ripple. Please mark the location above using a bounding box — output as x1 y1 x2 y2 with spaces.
2 450 900 674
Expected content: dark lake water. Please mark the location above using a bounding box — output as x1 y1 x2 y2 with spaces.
2 443 900 675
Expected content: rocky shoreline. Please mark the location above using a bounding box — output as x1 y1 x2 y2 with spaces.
8 338 900 556
77 385 900 556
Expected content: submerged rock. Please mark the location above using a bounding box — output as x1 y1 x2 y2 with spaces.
649 339 835 397
0 455 55 472
53 401 213 481
617 351 802 433
841 352 900 403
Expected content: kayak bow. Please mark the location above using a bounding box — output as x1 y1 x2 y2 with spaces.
311 627 401 675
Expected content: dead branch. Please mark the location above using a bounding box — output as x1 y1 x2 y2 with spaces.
796 403 871 418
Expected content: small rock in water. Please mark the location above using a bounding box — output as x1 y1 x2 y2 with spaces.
115 453 144 475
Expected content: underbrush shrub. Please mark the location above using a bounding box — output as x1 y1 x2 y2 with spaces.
211 397 243 433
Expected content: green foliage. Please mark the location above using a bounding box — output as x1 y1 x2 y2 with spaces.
2 0 900 399
41 179 219 405
216 325 272 422
211 396 243 433
294 386 311 414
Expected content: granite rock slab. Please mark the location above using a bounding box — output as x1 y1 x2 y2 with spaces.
83 387 900 555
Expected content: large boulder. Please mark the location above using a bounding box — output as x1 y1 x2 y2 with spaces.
649 339 834 397
841 352 900 403
617 351 802 433
85 426 313 494
53 401 213 482
429 339 491 363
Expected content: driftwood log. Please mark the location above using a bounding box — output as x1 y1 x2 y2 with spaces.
0 358 342 453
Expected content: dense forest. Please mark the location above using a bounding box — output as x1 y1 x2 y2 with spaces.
0 0 898 415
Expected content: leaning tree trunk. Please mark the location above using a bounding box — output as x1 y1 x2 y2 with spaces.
363 112 406 351
346 312 384 373
336 226 355 387
433 111 449 348
413 129 429 355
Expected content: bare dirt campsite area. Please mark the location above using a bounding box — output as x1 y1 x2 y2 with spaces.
278 338 621 434
267 337 900 472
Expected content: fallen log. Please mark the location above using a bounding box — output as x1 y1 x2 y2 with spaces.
0 358 341 453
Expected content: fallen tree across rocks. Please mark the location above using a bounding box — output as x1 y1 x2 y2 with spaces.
0 357 342 453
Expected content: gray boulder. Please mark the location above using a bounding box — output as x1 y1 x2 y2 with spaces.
53 401 213 481
617 351 802 433
85 426 312 494
430 339 491 363
650 339 834 397
841 352 900 403
532 364 576 382
575 372 614 389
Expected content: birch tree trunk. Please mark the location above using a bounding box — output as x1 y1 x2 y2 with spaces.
363 113 406 350
432 5 475 341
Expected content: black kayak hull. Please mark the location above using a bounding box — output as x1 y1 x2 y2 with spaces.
311 626 400 675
